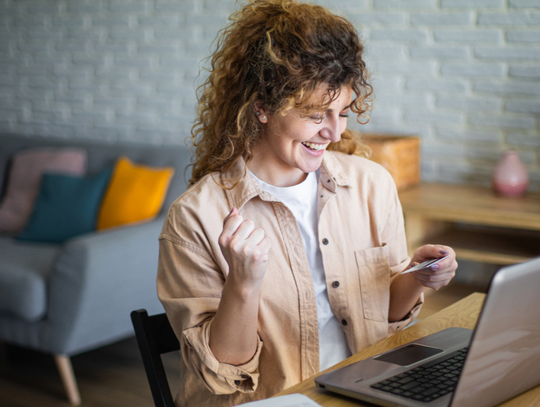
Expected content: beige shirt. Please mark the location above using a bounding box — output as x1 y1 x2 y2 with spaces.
157 151 423 407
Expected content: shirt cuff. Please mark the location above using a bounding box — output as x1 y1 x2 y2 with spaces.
387 292 424 335
182 319 264 394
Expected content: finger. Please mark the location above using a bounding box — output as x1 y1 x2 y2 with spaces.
219 211 244 248
415 244 438 260
228 220 256 252
222 214 245 237
432 257 458 273
240 236 271 265
416 269 449 278
415 272 452 283
251 239 271 262
246 227 266 245
248 238 271 264
416 263 454 275
432 245 455 264
233 219 256 239
435 244 452 255
223 207 239 226
411 247 438 265
416 244 450 261
428 259 450 271
257 236 272 254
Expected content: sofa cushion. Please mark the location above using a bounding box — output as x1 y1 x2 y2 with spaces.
97 156 174 230
0 237 60 321
0 147 87 233
0 134 193 216
17 167 113 243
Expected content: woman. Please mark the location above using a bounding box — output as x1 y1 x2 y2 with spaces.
157 1 458 406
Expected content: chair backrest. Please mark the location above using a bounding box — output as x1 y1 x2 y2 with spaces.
131 309 180 407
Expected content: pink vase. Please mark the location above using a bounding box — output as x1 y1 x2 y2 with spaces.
492 150 529 198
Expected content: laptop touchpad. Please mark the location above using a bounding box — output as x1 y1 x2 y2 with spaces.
374 344 444 366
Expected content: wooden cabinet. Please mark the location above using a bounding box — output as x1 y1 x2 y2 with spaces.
399 183 540 265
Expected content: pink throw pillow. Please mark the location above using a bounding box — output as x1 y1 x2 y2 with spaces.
0 148 87 233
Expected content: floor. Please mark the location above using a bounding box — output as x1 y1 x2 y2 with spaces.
0 337 181 407
0 277 489 407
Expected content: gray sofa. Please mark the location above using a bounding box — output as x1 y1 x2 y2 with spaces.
0 133 192 404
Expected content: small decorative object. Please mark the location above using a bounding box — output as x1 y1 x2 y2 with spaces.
492 150 529 198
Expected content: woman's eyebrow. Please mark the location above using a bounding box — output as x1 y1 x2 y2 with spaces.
327 104 352 113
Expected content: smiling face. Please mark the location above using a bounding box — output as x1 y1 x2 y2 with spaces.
248 86 353 187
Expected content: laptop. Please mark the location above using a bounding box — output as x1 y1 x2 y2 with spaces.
315 257 540 407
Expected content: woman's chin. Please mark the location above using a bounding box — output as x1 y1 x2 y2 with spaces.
298 156 324 174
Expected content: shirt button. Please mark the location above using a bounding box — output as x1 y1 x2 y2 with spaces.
341 319 348 326
332 281 340 288
322 238 329 245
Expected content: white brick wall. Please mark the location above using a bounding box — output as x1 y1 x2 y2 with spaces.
0 0 539 190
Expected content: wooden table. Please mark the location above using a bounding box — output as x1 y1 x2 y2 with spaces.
277 293 540 406
398 183 540 265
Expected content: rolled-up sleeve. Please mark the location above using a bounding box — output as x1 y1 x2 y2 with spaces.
157 235 263 395
387 294 423 335
182 319 263 394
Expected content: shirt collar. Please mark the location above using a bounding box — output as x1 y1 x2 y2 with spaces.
221 158 280 210
319 151 351 192
221 151 351 209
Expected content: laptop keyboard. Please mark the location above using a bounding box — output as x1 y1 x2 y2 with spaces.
370 346 469 403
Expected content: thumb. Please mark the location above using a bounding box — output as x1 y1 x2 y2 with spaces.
223 207 238 225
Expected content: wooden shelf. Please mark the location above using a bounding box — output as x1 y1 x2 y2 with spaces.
417 227 540 265
400 183 540 266
399 183 540 232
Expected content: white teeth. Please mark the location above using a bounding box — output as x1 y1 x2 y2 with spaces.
302 142 327 151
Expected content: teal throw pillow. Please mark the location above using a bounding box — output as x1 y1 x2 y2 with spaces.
17 167 113 243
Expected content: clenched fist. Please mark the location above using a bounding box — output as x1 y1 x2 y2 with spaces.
218 208 272 290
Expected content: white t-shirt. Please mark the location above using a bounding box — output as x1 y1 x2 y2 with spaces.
249 170 352 370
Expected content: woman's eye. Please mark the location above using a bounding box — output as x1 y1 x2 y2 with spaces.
339 114 349 118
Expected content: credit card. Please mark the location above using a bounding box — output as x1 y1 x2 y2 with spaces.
401 255 449 274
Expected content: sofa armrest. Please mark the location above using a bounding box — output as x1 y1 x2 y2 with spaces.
45 217 167 355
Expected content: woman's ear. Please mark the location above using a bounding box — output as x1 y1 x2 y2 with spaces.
254 101 268 123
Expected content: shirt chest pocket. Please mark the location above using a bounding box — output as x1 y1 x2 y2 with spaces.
355 245 391 322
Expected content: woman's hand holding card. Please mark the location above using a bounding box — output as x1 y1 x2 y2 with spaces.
404 245 458 290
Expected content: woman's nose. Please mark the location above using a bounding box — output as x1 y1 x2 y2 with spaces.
320 116 342 143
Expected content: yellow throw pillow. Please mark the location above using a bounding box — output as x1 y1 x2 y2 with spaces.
97 156 174 230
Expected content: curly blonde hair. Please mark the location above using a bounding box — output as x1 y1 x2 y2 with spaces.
189 0 373 186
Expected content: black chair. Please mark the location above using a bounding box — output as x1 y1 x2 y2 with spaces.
131 309 180 407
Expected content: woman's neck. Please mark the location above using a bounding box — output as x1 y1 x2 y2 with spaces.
247 149 308 187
